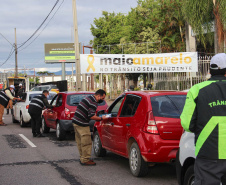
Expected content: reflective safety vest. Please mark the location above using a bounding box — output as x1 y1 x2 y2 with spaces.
0 90 10 107
28 94 45 115
181 75 226 159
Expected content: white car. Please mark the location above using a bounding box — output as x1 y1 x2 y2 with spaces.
12 91 57 127
176 131 195 185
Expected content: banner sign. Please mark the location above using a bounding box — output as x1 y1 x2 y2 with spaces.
44 43 75 63
80 52 198 74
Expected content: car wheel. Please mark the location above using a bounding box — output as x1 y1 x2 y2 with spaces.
56 121 66 141
20 114 26 127
129 142 148 177
184 165 195 185
41 117 50 133
93 131 106 157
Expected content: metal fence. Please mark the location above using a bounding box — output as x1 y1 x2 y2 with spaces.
153 55 212 91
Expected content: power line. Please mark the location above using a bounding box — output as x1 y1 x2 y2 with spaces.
0 45 15 67
17 0 60 49
19 0 65 52
0 33 13 46
1 0 63 67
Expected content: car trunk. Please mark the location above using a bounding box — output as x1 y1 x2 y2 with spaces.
154 117 183 140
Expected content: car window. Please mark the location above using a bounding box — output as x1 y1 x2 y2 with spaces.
56 95 63 107
167 95 186 114
29 93 41 101
50 85 58 89
48 93 56 101
41 86 50 91
30 87 40 91
66 94 93 106
151 95 186 118
108 96 125 117
120 95 141 117
50 95 58 106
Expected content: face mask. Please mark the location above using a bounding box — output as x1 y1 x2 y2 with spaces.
98 99 104 104
47 95 50 99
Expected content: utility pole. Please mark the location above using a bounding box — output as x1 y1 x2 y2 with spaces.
72 0 81 91
15 28 18 78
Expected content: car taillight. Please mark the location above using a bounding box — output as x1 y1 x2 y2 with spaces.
26 105 29 109
65 108 70 118
144 111 159 134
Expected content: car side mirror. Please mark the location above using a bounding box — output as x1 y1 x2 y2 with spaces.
97 110 105 116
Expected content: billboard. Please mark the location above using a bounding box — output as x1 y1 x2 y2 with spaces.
44 43 75 63
80 52 198 74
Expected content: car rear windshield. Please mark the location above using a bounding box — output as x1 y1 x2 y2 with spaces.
151 95 186 118
29 93 55 101
29 94 41 101
67 94 106 106
67 94 92 106
50 86 58 89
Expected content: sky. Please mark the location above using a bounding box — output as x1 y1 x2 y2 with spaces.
0 0 138 72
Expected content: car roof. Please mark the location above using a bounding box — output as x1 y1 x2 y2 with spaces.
58 91 95 95
26 91 57 94
124 90 187 97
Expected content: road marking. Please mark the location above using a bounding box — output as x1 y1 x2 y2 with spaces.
19 134 37 148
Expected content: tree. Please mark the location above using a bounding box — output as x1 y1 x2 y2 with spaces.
90 0 187 88
182 0 226 52
90 11 129 54
37 71 54 76
29 77 40 84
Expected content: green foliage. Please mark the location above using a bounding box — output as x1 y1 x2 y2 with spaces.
37 71 54 76
29 77 40 84
90 0 186 53
134 87 140 91
182 0 226 49
120 27 160 54
90 11 129 54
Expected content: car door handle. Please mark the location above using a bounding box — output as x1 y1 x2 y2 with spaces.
110 122 114 126
126 124 130 127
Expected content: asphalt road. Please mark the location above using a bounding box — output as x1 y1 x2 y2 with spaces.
0 110 178 185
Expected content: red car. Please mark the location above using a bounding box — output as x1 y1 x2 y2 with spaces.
93 91 187 177
42 91 108 140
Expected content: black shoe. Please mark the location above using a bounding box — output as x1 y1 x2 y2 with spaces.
36 133 45 137
33 133 37 137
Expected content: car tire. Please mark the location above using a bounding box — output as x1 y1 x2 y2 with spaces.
20 114 26 127
93 131 106 157
184 165 195 185
129 142 149 177
56 121 66 141
41 117 50 133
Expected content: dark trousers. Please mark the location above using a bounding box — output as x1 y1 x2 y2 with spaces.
29 113 42 135
194 157 226 185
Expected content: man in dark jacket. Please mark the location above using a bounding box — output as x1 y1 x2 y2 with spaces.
0 85 21 126
181 53 226 184
28 90 53 137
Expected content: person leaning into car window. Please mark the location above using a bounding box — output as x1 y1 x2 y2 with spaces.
181 53 226 185
28 90 54 137
0 85 21 126
72 89 108 166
